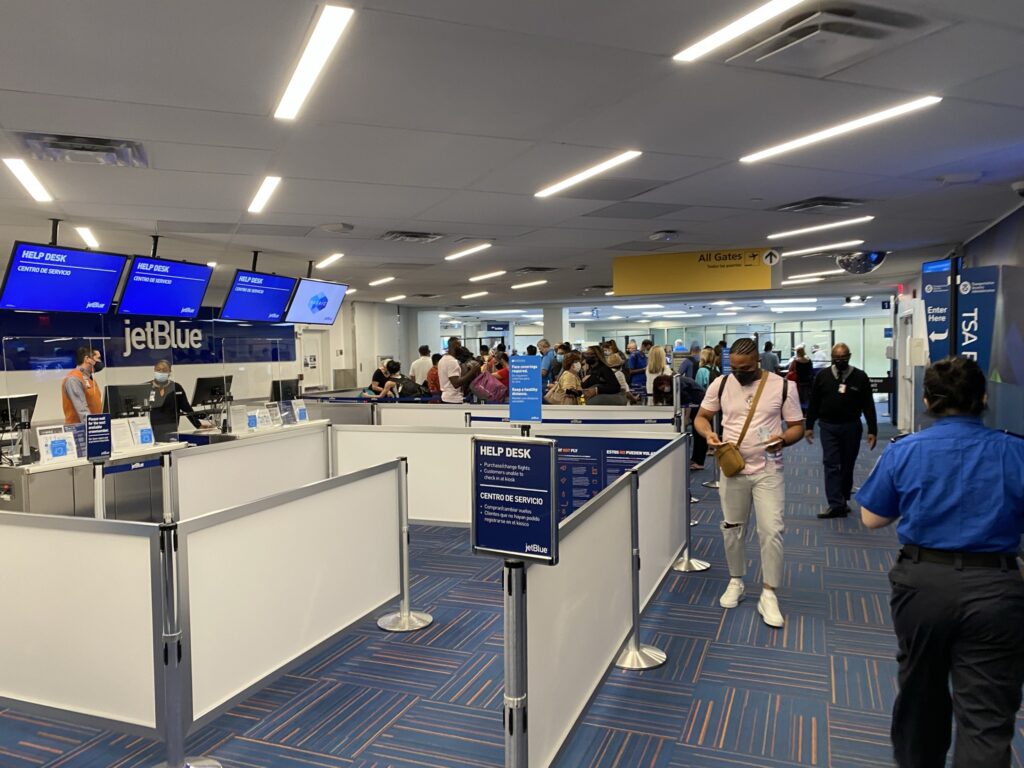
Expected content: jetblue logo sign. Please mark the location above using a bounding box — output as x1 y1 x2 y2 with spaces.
123 320 203 357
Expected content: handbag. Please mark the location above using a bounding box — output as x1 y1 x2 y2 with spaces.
716 372 768 478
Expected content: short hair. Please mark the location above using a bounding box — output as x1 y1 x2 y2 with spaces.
480 345 490 355
557 343 571 353
538 339 550 348
386 360 401 375
729 338 758 357
75 346 95 365
496 343 506 353
924 356 986 417
431 353 442 365
690 343 701 355
526 345 537 356
764 342 773 351
154 359 171 371
419 345 430 356
641 339 652 348
447 336 461 346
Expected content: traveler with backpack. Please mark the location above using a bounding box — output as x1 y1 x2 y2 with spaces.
691 347 720 470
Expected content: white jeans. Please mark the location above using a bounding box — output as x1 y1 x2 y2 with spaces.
719 469 785 588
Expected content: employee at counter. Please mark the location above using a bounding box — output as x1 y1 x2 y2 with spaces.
62 346 103 424
147 360 210 441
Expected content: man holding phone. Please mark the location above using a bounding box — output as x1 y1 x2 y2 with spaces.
693 338 804 628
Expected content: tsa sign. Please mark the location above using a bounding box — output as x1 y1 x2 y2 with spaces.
471 437 557 565
957 266 999 375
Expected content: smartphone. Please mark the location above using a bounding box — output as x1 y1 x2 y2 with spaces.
764 439 783 449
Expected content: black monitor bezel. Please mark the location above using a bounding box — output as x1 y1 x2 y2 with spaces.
0 240 130 314
283 277 349 326
116 255 214 319
219 269 298 322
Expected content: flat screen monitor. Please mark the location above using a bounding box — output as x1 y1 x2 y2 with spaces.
220 270 297 322
117 256 213 319
284 278 347 326
103 384 154 418
0 241 128 313
0 393 38 430
270 378 300 402
191 375 232 407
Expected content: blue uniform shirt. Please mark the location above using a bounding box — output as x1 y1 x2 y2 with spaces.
539 349 556 384
855 416 1024 553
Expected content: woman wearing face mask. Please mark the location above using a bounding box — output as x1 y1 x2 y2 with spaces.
147 359 210 441
545 351 584 405
581 346 627 406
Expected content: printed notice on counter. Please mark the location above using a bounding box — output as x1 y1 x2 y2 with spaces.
85 414 112 459
37 425 80 464
471 437 557 565
229 404 250 433
111 418 134 453
265 402 283 427
128 416 154 446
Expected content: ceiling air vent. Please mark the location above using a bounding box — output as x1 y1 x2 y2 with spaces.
773 196 865 213
410 293 442 299
17 132 148 167
515 267 558 274
380 231 445 244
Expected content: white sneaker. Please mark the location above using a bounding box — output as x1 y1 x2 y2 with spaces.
719 578 745 608
758 590 785 628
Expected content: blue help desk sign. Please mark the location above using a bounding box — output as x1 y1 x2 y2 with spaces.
471 437 558 565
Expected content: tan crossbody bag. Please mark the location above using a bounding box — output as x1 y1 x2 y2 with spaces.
715 371 768 478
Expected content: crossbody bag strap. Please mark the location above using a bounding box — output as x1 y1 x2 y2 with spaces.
735 371 769 448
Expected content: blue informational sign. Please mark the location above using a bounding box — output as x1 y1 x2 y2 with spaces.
721 347 731 374
544 435 670 520
220 270 298 322
64 423 87 457
118 257 213 319
137 426 154 445
471 437 557 564
509 355 543 423
105 458 162 475
884 327 893 339
85 414 112 460
486 321 509 333
0 242 128 313
50 438 69 458
284 278 348 325
957 266 999 375
922 259 952 362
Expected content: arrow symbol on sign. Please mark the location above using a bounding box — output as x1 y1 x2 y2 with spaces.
929 330 948 342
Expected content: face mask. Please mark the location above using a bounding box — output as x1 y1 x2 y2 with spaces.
572 362 582 373
92 359 105 373
556 354 564 362
584 357 596 366
832 358 850 371
734 369 759 386
154 372 170 385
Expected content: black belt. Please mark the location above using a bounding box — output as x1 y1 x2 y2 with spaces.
900 544 1018 570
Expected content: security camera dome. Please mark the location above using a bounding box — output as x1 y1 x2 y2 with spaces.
837 250 888 275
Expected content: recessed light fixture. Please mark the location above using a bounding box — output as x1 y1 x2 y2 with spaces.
673 0 806 62
614 303 664 310
605 291 615 296
783 240 864 257
481 309 525 314
3 158 53 202
842 301 865 308
768 216 875 240
206 261 218 268
533 321 545 327
438 313 451 318
461 291 488 299
74 227 99 249
710 300 733 306
385 294 406 302
717 312 738 317
787 269 845 279
469 270 506 282
247 176 281 213
445 242 492 261
512 280 548 290
771 307 818 313
781 277 825 286
741 96 942 163
607 315 624 320
316 252 344 269
274 6 355 120
637 319 652 324
535 150 642 198
764 298 817 304
368 276 395 286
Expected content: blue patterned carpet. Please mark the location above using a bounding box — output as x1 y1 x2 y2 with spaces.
1 426 1021 767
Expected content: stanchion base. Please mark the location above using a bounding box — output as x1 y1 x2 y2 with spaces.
701 480 720 489
690 496 699 504
672 557 711 573
377 611 434 633
689 519 699 527
615 643 667 671
154 758 223 768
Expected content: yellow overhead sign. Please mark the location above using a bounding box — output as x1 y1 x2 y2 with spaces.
613 248 779 295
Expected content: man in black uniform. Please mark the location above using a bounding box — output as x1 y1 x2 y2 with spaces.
805 342 877 518
147 359 209 441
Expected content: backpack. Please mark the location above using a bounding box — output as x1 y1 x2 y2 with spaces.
470 371 508 403
396 376 428 399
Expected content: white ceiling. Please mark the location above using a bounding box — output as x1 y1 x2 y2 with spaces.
0 0 1022 311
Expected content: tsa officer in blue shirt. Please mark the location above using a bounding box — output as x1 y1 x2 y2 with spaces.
855 356 1024 768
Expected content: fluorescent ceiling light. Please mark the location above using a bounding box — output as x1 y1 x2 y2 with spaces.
764 298 817 304
347 288 357 294
206 261 218 268
768 215 874 240
637 319 651 324
783 240 864 257
368 276 395 286
481 310 525 314
445 242 492 261
522 314 543 319
674 0 806 62
643 311 701 317
274 6 354 120
717 312 738 316
710 300 733 306
787 268 845 279
316 253 344 269
3 158 53 202
781 277 825 286
741 96 942 163
74 227 99 249
469 270 506 282
614 303 663 310
512 280 548 290
461 291 488 299
843 302 865 308
535 150 642 198
534 321 544 326
438 313 451 318
385 294 406 302
607 315 624 320
247 176 281 213
771 307 818 313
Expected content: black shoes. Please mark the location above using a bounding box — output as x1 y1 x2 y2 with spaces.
817 506 851 519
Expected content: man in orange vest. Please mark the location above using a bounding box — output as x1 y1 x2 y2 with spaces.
62 346 102 424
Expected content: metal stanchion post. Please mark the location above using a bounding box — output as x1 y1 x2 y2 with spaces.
465 411 472 428
673 433 710 573
615 471 667 671
504 560 528 768
93 462 105 519
702 413 721 490
378 457 434 632
672 374 682 433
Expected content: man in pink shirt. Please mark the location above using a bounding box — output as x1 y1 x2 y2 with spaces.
694 338 805 628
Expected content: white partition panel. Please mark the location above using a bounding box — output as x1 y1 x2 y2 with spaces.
175 424 330 520
0 517 157 728
182 466 400 720
378 404 468 428
526 482 633 768
637 437 689 608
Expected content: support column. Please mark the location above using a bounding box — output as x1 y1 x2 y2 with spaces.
542 308 570 346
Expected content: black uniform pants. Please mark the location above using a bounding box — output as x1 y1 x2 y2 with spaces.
819 420 861 511
888 556 1024 768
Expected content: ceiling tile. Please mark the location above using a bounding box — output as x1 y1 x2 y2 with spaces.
415 190 604 226
585 202 689 219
